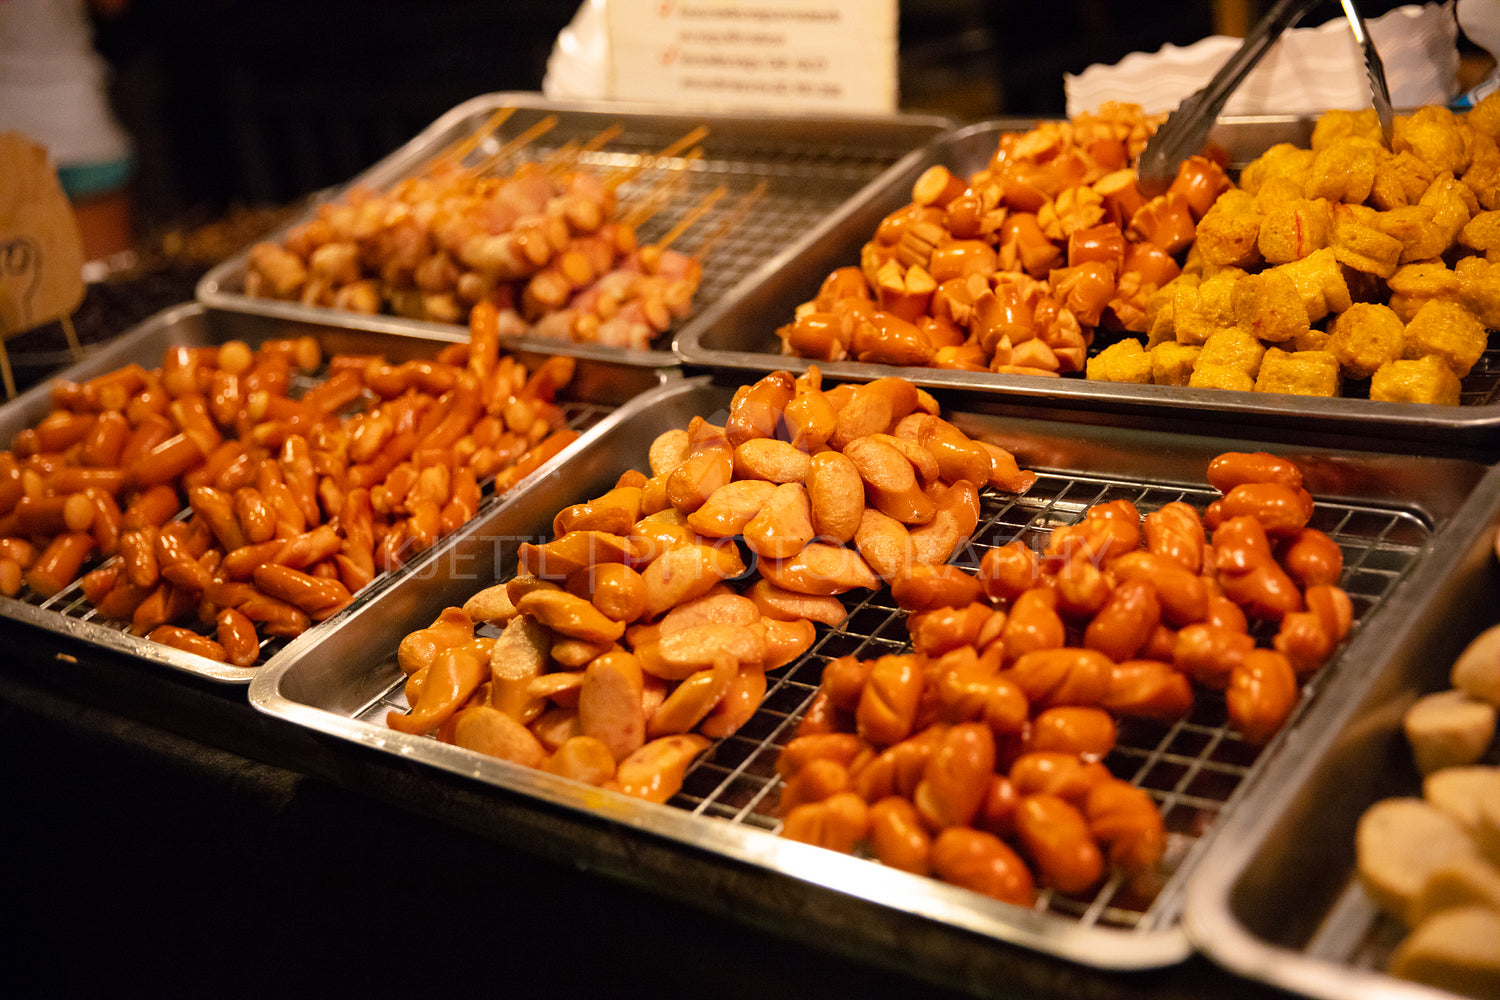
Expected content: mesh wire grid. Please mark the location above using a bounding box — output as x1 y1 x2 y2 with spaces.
355 467 1433 936
453 117 923 333
18 371 619 670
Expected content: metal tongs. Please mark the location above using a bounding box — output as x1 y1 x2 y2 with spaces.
1137 0 1394 195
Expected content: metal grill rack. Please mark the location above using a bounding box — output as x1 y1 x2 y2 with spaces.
355 466 1434 938
197 97 953 363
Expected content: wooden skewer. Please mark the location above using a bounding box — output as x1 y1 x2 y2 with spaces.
604 124 710 191
619 148 703 230
471 114 560 177
691 180 768 261
653 184 728 253
430 106 515 173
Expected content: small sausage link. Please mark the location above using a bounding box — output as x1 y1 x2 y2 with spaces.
148 624 228 662
1015 793 1105 895
216 607 260 667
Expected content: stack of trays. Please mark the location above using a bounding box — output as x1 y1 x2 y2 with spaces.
2 95 1496 997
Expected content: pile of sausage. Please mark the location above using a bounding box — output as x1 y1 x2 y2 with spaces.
384 368 1037 802
774 449 1353 905
244 156 703 351
0 329 580 666
775 101 1209 375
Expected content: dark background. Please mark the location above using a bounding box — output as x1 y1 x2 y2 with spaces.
86 0 1230 234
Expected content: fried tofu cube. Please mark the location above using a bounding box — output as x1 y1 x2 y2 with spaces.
1143 281 1181 345
1420 173 1480 251
1292 329 1333 352
1462 129 1500 211
1173 268 1243 345
1312 108 1385 151
1372 205 1441 264
1329 302 1407 378
1188 363 1255 392
1370 355 1462 405
1232 268 1310 343
1198 327 1266 377
1239 143 1315 197
1456 256 1500 327
1086 337 1152 383
1459 210 1500 257
1394 106 1471 177
1331 204 1405 278
1258 198 1333 264
1254 347 1341 397
1371 150 1439 210
1305 137 1384 205
1388 261 1461 321
1150 340 1201 386
1467 91 1500 141
1403 299 1488 378
1195 189 1264 268
1273 247 1353 323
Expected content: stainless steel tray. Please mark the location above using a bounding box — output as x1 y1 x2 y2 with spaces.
247 371 1487 972
1184 462 1500 999
0 302 664 684
674 116 1500 448
196 92 952 368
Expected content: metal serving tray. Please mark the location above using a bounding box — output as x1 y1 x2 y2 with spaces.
0 302 664 684
675 115 1500 448
248 371 1488 973
1184 462 1500 999
196 92 952 368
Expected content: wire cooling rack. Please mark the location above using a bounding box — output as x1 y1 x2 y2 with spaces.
355 468 1432 936
19 379 620 671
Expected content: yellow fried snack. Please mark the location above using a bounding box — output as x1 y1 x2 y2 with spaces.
1370 355 1462 405
1470 91 1500 140
1456 256 1500 327
1329 302 1406 379
1257 197 1333 265
1292 329 1333 352
1188 363 1255 392
1238 142 1314 197
1305 136 1384 205
1388 261 1460 322
1393 106 1471 178
1372 205 1441 264
1331 204 1404 279
1312 108 1385 151
1149 340 1201 386
1402 299 1487 378
1273 247 1352 324
1194 189 1263 268
1232 269 1310 343
1418 173 1480 255
1173 267 1244 345
1459 210 1500 258
1085 338 1152 383
1254 348 1340 397
1370 150 1438 210
1197 326 1266 378
1464 130 1500 211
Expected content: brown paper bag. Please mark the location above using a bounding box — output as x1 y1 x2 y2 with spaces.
0 131 87 396
1 131 85 335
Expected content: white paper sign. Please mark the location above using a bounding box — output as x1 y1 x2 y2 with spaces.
606 0 897 114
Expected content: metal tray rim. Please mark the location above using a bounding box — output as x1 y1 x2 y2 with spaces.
1179 465 1500 1000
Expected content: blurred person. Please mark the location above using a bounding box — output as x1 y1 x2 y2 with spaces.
0 0 135 261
